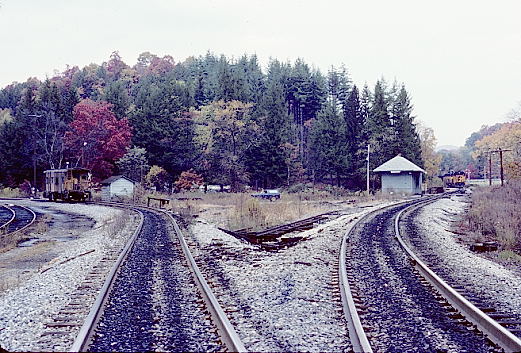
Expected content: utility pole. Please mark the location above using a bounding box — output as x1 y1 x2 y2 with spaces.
366 144 370 196
499 148 504 186
27 114 42 196
488 152 492 186
487 148 512 186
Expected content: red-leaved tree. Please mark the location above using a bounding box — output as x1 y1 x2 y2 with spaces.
64 99 131 181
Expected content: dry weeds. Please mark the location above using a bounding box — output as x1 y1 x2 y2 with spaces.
95 187 398 231
0 187 21 198
465 181 521 251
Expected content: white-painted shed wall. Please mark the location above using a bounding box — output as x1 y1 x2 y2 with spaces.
381 171 422 195
101 178 135 200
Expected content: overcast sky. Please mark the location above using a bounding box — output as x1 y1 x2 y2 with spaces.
1 0 520 147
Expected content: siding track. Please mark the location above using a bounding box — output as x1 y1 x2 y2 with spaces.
0 204 36 235
340 197 521 352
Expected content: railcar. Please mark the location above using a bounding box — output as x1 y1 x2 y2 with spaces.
43 167 92 201
440 171 466 188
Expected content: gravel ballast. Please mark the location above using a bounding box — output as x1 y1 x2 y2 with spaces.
0 201 138 352
88 209 221 352
404 194 521 323
184 202 398 352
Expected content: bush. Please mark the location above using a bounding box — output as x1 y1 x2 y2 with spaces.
19 180 32 197
174 169 203 191
465 181 521 250
0 187 22 198
286 183 308 194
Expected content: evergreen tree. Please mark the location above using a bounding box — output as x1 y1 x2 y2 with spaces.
130 76 197 178
309 99 349 186
367 80 395 168
285 60 327 166
328 65 351 109
0 85 38 186
391 85 423 167
216 55 235 101
246 60 288 188
104 81 130 119
344 85 367 188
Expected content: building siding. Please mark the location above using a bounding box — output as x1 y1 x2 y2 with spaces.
110 178 134 196
101 177 135 200
381 172 422 195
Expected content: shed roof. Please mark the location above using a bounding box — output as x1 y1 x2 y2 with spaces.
44 167 90 173
100 175 136 185
373 155 425 173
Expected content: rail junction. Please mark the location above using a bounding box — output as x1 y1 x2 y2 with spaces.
1 193 520 352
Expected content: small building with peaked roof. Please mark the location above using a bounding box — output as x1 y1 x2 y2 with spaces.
100 175 136 201
373 155 425 195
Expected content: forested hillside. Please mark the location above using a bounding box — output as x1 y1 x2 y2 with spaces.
439 119 521 180
0 51 423 191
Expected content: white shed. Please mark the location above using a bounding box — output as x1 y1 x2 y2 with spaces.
373 155 425 195
100 175 136 201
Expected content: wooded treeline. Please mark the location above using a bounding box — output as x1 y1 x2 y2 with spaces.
439 119 521 180
0 51 423 191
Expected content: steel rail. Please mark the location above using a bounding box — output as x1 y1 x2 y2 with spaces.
339 197 440 353
72 202 246 352
339 199 416 353
340 223 373 353
395 199 521 353
165 211 247 352
6 205 36 235
0 205 16 233
70 208 144 352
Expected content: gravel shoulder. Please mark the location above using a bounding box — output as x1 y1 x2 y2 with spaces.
407 194 521 318
184 200 398 352
0 200 139 352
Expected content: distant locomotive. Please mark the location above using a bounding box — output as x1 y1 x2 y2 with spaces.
43 167 92 201
440 171 467 188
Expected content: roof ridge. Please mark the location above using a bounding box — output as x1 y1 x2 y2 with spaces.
373 155 425 173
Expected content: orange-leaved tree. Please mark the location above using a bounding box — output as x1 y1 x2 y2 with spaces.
174 169 204 191
474 121 521 180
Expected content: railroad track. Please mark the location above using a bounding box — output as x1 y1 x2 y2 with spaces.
399 197 521 348
0 203 36 235
339 196 521 353
70 204 245 352
0 205 15 233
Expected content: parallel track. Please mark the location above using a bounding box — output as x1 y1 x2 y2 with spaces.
339 196 521 352
0 204 36 235
71 204 245 352
0 205 16 233
396 197 521 352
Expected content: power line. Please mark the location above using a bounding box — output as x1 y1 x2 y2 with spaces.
486 148 512 186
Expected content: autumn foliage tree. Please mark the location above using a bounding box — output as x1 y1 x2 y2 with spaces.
64 99 131 180
197 100 257 192
146 165 171 192
416 121 442 186
474 121 521 180
174 169 204 191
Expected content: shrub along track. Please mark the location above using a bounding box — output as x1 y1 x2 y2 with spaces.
343 199 504 353
72 205 245 352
